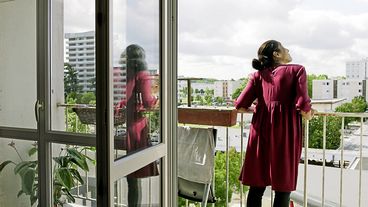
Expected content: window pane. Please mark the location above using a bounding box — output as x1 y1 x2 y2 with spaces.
50 0 96 134
111 0 161 159
0 0 37 129
114 161 161 206
52 143 96 206
0 138 38 207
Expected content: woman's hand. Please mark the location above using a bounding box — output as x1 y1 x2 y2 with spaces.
301 108 316 120
237 106 255 113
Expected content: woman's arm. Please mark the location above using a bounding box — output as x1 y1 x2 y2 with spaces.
234 73 257 110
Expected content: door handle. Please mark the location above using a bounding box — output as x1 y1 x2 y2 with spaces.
34 100 44 122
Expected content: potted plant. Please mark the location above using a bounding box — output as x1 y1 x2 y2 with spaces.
0 141 95 207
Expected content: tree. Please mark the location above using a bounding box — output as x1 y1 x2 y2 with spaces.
335 96 367 125
179 87 193 105
308 96 367 149
213 148 245 206
308 116 342 149
231 79 248 100
80 92 96 104
88 77 96 95
307 74 328 98
214 96 225 105
64 63 82 98
204 89 214 105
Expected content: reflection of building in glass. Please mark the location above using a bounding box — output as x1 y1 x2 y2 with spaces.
65 31 95 93
113 67 127 105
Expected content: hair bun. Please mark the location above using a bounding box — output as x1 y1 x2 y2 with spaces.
252 58 264 70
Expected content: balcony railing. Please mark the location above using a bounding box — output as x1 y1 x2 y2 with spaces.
57 103 368 206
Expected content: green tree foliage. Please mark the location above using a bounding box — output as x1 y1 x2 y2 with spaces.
309 96 367 149
80 92 96 104
335 96 367 126
214 148 245 206
179 87 193 105
88 77 96 95
214 97 225 105
194 94 204 105
204 89 214 105
308 116 342 149
65 96 90 133
307 74 328 98
231 79 248 100
64 63 82 98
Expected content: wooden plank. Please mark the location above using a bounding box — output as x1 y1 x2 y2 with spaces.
178 107 237 127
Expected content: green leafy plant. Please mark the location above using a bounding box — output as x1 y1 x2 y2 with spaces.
0 141 95 207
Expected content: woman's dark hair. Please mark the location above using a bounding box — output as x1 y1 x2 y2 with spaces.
121 44 148 73
252 40 281 70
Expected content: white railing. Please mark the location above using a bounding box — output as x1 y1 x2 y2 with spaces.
299 112 368 207
58 103 368 206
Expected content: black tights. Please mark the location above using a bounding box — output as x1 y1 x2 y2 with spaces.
247 186 291 207
127 177 141 207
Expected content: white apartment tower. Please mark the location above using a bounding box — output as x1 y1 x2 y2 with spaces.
65 31 95 93
214 80 242 99
346 58 368 79
312 79 367 102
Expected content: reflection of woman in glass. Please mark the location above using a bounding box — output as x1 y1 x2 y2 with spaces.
117 44 159 206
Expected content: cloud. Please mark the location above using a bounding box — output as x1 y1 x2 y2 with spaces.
63 0 368 79
178 0 368 79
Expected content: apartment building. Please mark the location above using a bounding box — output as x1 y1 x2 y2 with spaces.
65 31 95 93
214 80 242 99
346 58 368 79
313 79 367 102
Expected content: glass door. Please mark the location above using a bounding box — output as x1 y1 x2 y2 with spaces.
95 0 177 206
108 0 164 206
1 0 99 206
0 0 40 206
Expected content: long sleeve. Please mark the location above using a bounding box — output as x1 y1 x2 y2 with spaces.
235 73 257 109
138 72 157 108
295 67 311 112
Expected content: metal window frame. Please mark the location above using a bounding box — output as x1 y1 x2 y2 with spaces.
95 0 177 206
0 0 178 206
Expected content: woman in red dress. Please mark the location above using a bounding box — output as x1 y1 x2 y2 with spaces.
116 44 159 206
235 40 313 207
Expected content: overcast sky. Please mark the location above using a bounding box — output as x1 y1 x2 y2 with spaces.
64 0 368 80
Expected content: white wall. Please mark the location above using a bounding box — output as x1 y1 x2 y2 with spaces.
337 80 363 102
0 1 37 206
0 0 37 129
0 0 64 206
312 80 334 99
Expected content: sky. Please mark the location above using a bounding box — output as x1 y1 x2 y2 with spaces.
64 0 368 80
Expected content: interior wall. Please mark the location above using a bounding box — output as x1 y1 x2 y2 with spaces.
0 0 37 129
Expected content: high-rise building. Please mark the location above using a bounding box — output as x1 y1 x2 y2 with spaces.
65 31 95 93
312 79 367 102
214 80 242 99
346 58 368 79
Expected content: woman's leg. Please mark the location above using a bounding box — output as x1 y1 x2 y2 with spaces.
127 177 142 207
246 186 266 207
273 191 291 207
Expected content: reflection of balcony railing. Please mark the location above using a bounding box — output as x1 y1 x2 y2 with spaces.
57 102 368 206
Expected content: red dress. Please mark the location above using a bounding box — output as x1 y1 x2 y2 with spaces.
116 70 159 178
235 64 311 191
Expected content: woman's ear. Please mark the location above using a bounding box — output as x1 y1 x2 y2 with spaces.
273 51 280 58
